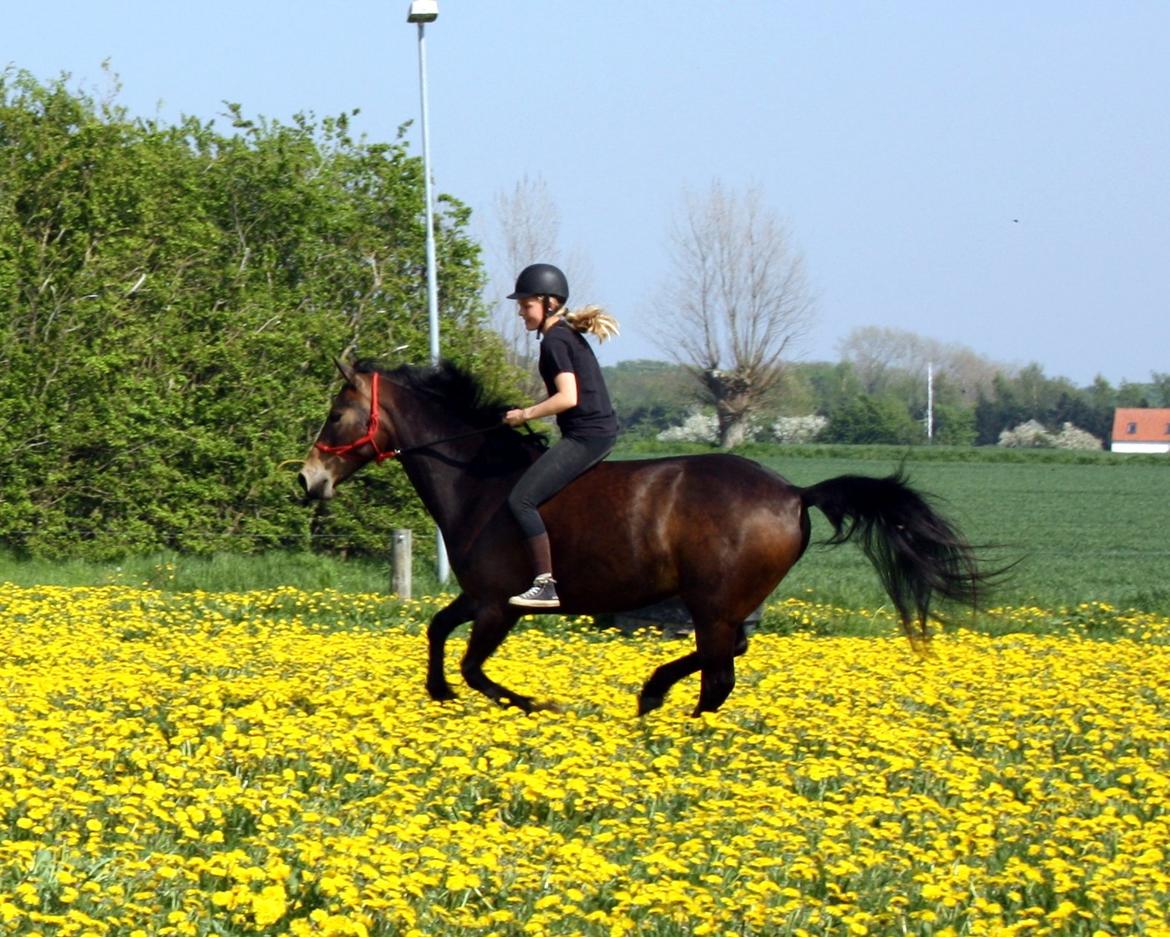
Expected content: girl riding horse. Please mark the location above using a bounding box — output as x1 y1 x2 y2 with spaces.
502 263 620 609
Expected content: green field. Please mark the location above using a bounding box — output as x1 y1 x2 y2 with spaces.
2 447 1168 614
754 450 1170 615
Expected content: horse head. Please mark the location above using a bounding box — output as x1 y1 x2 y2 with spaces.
298 359 398 501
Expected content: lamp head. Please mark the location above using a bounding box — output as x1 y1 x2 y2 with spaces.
407 0 438 23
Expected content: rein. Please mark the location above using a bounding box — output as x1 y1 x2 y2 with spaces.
314 370 506 464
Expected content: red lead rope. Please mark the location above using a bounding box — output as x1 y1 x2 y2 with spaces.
314 372 400 463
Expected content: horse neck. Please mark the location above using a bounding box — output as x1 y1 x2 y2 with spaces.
388 394 523 540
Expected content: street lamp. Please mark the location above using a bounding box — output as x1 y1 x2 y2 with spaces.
407 0 449 584
407 0 437 23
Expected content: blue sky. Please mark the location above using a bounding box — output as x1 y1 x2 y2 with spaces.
8 1 1168 386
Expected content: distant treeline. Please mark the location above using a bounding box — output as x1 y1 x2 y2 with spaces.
605 358 1169 447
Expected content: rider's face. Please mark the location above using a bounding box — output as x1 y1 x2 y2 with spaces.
517 296 546 331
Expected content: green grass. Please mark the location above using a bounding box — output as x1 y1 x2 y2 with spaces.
0 549 433 595
756 451 1170 614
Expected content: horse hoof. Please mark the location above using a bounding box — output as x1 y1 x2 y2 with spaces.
495 694 535 713
637 694 664 716
427 684 458 702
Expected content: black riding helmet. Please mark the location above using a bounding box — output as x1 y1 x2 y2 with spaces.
507 263 569 303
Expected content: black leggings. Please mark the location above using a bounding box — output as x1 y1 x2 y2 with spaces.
508 434 616 539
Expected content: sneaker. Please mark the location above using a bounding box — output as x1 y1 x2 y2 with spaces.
509 575 560 608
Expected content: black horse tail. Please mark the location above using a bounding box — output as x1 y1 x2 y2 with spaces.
800 471 1000 649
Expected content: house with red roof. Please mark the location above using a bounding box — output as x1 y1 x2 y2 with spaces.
1111 408 1170 453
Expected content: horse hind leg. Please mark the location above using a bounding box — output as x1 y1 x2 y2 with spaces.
638 651 701 715
692 618 747 716
638 622 748 716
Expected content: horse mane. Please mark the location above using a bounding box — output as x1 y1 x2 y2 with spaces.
354 358 548 463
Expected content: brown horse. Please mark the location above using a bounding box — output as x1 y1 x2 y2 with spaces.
298 359 996 716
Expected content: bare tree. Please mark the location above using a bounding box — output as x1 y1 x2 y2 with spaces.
485 174 594 398
838 326 1002 405
655 181 815 448
489 175 559 374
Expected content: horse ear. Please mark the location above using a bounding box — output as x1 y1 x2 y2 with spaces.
335 358 357 385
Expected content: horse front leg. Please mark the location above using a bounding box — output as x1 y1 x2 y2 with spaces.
459 605 539 711
426 592 476 701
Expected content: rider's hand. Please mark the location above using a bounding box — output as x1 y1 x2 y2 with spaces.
504 407 529 427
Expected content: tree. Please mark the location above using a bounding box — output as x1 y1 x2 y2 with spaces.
838 325 1001 411
1149 372 1170 408
931 403 977 446
487 174 558 379
602 360 695 438
1116 381 1151 408
0 70 514 560
821 395 921 445
484 173 594 401
1053 392 1109 443
802 361 864 417
653 181 815 448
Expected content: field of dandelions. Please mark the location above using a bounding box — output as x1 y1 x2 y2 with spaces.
2 583 1169 937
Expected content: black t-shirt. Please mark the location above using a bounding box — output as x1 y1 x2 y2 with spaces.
538 320 619 438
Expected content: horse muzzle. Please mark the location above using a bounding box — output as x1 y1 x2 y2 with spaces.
297 463 336 501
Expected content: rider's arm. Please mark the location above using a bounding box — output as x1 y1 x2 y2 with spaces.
506 372 577 424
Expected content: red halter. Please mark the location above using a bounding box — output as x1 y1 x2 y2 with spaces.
314 372 399 463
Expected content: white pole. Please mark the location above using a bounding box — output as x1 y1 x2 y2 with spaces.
417 24 439 367
926 362 934 442
415 18 450 585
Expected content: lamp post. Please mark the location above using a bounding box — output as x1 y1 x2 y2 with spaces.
407 0 449 584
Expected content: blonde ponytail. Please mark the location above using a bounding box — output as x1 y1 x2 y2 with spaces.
563 304 620 343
